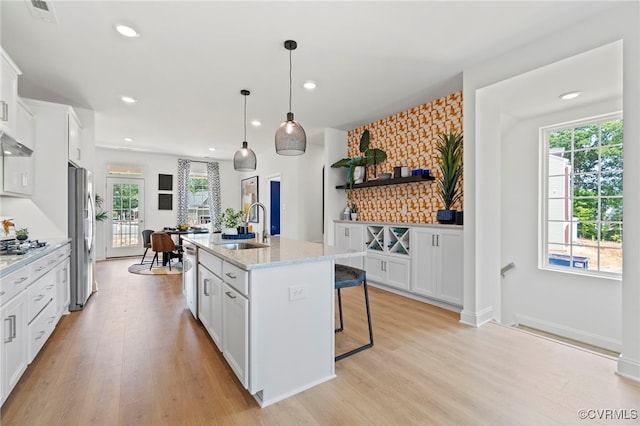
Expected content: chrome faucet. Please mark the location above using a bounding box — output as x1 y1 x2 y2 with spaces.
245 202 269 244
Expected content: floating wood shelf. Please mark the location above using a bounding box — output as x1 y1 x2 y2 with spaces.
335 175 435 189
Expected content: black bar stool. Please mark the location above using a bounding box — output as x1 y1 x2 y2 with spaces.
334 264 374 361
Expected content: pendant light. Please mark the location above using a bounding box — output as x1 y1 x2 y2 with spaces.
233 89 257 171
275 40 306 155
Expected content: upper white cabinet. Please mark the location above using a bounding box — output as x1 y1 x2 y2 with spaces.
0 49 21 137
334 222 364 268
411 227 463 306
16 99 34 150
67 110 82 167
1 99 34 196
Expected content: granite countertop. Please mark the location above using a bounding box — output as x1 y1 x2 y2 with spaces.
182 234 365 271
0 238 71 277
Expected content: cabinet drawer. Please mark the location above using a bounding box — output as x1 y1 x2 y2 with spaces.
30 253 58 281
222 262 248 296
28 299 56 362
1 267 31 306
51 244 71 265
27 273 55 323
199 250 222 277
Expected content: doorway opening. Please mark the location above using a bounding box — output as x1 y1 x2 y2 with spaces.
266 174 281 236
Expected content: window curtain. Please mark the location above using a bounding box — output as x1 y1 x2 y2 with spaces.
177 159 191 224
207 161 222 231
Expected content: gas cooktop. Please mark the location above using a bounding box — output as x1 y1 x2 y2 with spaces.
0 239 48 256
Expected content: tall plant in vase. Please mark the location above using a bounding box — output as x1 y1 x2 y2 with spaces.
435 132 463 224
331 129 387 188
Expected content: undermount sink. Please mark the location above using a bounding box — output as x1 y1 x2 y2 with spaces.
214 241 269 250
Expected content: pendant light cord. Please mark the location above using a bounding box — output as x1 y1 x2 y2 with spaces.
243 93 247 141
289 48 293 113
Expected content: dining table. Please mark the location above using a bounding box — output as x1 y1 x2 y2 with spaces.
161 227 210 264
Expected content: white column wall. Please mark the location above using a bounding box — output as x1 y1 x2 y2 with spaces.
322 128 348 246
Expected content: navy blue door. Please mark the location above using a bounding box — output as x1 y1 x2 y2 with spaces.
270 180 281 235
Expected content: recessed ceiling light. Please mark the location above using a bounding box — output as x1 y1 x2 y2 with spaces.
123 137 134 142
303 81 317 90
208 147 216 151
250 120 261 127
559 91 582 100
121 96 137 104
115 24 139 38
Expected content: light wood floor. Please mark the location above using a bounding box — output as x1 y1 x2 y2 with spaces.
2 257 638 425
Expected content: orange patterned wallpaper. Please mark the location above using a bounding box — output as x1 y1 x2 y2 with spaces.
346 91 463 224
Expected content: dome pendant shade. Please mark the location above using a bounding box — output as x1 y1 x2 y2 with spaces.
234 141 257 171
234 90 257 171
275 40 306 156
275 112 306 155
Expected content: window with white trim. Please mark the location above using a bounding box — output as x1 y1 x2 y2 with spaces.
541 113 623 276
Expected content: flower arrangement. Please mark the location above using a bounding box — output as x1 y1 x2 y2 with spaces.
215 208 244 230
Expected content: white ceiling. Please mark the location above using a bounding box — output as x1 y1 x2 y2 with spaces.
0 0 621 160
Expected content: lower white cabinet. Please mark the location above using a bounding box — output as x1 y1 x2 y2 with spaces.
55 258 70 319
1 291 28 405
334 223 364 269
411 227 463 306
365 253 411 290
222 282 248 389
198 264 223 350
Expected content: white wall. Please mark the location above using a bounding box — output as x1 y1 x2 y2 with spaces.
500 99 623 352
323 128 348 246
463 3 639 379
235 138 325 243
93 148 236 260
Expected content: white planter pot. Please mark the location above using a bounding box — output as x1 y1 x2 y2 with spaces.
353 166 365 184
224 227 238 235
351 213 358 221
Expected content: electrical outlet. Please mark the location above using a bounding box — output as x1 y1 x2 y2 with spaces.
289 285 308 301
401 205 407 215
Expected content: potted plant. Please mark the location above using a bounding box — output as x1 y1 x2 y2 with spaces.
435 131 463 224
215 208 244 235
16 228 28 241
350 203 358 221
331 129 387 188
94 194 108 222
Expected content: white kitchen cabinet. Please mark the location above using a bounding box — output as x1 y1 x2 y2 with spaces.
334 222 364 268
222 282 248 389
1 291 28 406
365 252 411 290
67 110 83 167
411 227 463 306
55 257 70 318
0 49 21 137
198 264 223 351
2 100 34 197
16 98 34 150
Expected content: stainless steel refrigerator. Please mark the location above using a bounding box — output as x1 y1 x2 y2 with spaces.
68 166 95 311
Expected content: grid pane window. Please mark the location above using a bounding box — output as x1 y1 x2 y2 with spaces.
187 175 210 225
542 115 623 276
111 183 140 248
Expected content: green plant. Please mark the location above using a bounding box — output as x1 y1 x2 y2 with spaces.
94 194 108 222
331 129 388 187
16 228 28 236
435 131 463 210
215 208 244 229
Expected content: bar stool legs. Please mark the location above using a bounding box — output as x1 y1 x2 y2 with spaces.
334 269 374 362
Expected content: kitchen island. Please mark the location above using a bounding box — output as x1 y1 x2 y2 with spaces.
181 234 365 408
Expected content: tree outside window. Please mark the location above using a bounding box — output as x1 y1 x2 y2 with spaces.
543 115 623 276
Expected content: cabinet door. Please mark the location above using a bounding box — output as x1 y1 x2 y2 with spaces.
16 99 35 150
411 228 438 297
0 52 19 136
335 224 364 268
385 256 411 290
365 253 386 283
56 258 71 317
68 111 82 166
436 231 463 305
222 282 248 389
1 292 27 405
198 265 213 332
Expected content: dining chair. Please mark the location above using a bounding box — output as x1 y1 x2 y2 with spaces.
149 232 183 271
140 229 155 264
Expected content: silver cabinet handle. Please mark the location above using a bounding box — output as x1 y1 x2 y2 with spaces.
225 273 237 279
35 294 45 302
36 265 47 272
4 316 13 343
48 316 56 324
204 278 210 296
35 330 46 340
46 285 55 290
0 291 5 296
11 314 17 340
436 235 440 247
14 276 29 285
345 228 350 237
1 100 7 121
225 291 236 299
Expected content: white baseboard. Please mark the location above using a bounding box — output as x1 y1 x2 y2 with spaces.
617 355 640 382
367 282 462 313
460 306 493 327
515 314 622 353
